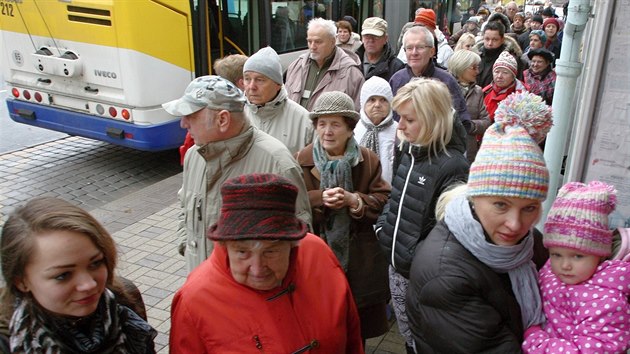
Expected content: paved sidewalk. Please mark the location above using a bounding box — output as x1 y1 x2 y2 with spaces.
89 173 406 353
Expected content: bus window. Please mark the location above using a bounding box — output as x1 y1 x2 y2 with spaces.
208 0 250 62
223 0 249 54
270 4 298 53
268 0 345 54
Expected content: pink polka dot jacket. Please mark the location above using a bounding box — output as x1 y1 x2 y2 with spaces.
522 260 630 353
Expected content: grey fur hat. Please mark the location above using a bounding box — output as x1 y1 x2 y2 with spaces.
309 91 360 122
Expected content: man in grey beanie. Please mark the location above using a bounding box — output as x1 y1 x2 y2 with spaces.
163 75 312 273
243 46 313 154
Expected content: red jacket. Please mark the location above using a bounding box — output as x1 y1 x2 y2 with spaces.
170 233 364 353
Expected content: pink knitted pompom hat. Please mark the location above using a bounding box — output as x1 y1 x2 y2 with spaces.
543 181 617 257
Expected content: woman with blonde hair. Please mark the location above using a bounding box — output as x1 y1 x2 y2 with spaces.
454 32 477 51
376 78 469 353
448 49 491 163
406 92 553 353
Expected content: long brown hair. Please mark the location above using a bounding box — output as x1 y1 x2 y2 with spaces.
0 197 119 324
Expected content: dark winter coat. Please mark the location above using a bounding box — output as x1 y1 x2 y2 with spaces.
356 42 405 82
375 122 469 279
517 29 533 50
407 220 548 353
545 37 562 64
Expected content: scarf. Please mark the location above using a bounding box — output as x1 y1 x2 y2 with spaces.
457 81 474 97
10 289 156 354
528 65 552 81
358 111 394 155
312 137 360 271
491 80 516 95
444 194 545 328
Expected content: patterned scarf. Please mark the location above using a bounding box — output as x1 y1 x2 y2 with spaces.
10 289 156 353
358 111 394 155
444 194 545 328
312 136 360 271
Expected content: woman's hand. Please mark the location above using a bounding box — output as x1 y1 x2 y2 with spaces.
322 187 359 210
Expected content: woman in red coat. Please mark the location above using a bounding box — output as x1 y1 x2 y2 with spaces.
170 173 363 353
483 51 527 123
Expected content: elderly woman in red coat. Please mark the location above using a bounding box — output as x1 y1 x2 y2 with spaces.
483 51 527 122
170 173 363 353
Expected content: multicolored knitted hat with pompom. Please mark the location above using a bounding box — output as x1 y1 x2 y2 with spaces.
543 181 617 257
467 92 552 200
494 92 553 143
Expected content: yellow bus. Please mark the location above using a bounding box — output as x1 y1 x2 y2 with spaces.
0 0 383 151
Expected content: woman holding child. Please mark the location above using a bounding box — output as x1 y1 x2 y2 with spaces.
406 92 553 353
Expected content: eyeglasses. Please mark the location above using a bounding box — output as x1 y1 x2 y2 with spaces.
404 45 431 53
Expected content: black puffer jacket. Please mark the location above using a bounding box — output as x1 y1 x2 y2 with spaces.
376 120 469 279
407 221 548 353
355 42 404 82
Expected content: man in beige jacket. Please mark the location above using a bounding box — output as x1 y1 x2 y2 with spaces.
163 76 312 273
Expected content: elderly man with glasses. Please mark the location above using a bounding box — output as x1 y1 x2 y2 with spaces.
389 25 472 134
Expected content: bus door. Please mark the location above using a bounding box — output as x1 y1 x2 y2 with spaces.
192 0 251 76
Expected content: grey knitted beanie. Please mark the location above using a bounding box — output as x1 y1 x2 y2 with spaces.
243 46 283 84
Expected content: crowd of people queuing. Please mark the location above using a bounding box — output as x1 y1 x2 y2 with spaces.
0 2 628 353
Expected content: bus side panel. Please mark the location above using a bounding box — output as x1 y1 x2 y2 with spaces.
117 48 193 110
7 98 187 151
115 0 194 72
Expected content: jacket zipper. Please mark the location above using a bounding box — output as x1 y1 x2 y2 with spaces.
196 198 203 221
266 283 296 301
391 144 415 269
291 339 320 354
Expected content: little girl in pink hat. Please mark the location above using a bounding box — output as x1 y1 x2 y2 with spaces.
522 181 630 353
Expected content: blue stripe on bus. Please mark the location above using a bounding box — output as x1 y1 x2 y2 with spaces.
7 99 186 152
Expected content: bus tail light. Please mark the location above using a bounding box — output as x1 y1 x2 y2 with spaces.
23 90 31 100
34 92 43 102
11 88 20 98
121 109 130 120
108 107 117 117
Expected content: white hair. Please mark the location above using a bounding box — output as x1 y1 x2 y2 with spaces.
308 18 337 38
402 25 434 47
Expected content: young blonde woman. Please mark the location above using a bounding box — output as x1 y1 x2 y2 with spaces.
376 78 469 353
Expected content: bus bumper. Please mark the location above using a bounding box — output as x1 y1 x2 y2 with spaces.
6 99 187 152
